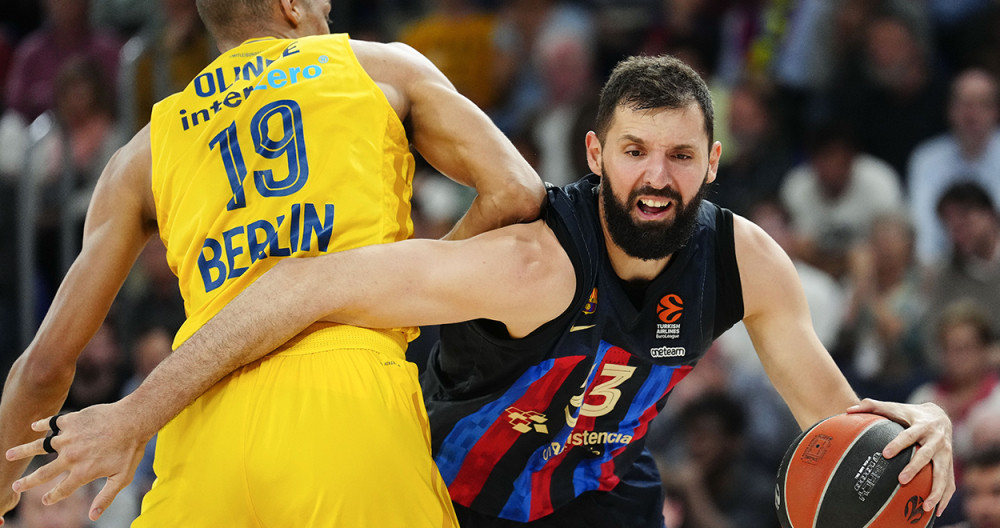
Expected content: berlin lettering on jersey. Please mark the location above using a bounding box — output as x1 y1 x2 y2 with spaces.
198 202 335 292
183 40 339 293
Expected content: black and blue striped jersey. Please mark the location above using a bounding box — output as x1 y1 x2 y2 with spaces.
421 174 745 522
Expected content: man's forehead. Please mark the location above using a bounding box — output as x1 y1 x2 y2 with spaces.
606 103 709 143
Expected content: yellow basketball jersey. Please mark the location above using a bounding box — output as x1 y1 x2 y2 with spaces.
150 34 415 351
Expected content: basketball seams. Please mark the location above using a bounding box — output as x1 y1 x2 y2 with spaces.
810 419 884 528
778 417 824 528
860 481 900 528
777 414 932 528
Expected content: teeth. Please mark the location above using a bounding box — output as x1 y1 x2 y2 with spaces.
640 199 670 208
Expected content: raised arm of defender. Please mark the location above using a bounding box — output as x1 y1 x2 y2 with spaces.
352 39 544 239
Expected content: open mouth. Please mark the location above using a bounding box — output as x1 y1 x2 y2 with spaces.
637 198 673 217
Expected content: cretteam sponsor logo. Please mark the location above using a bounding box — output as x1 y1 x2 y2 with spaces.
583 288 598 315
656 294 683 323
650 346 686 358
541 430 634 460
505 407 549 434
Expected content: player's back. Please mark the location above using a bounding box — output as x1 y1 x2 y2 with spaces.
149 34 415 351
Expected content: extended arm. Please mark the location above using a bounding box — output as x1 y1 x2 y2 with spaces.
733 215 954 516
0 127 156 522
6 220 575 519
351 39 545 239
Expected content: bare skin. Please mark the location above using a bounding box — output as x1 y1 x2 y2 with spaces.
7 102 956 521
0 0 544 522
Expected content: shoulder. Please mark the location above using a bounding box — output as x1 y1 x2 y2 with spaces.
348 39 439 85
348 38 447 120
732 214 782 265
114 126 154 213
732 214 800 317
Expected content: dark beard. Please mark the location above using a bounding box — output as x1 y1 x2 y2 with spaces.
600 168 709 261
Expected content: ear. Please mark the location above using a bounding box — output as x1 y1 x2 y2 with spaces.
585 131 603 176
278 0 300 27
705 141 722 184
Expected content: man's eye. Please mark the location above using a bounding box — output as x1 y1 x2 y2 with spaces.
626 150 642 157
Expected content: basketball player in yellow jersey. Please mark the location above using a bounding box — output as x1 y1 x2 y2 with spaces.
0 0 543 526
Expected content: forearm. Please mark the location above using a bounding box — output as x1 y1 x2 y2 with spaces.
0 359 73 488
118 259 329 438
409 72 544 239
0 240 139 488
444 179 543 240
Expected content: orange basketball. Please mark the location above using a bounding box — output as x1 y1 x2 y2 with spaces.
775 413 935 528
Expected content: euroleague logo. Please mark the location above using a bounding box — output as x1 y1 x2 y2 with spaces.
656 294 683 323
903 495 927 524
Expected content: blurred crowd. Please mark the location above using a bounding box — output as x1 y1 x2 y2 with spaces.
1 0 1000 527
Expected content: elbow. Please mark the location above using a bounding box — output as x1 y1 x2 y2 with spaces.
12 351 76 396
488 176 546 225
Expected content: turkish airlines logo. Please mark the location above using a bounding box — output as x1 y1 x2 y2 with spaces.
657 294 683 323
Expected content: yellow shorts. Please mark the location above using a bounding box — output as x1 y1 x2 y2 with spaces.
132 331 457 528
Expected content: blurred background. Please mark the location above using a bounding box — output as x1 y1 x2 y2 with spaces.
1 1 1000 527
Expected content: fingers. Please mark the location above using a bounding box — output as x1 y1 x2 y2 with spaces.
89 475 130 521
929 451 956 516
11 456 65 496
40 470 94 506
6 414 67 462
30 417 51 433
846 398 878 414
883 423 921 460
6 437 46 462
896 443 932 484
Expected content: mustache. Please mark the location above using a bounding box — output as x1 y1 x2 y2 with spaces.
629 185 683 203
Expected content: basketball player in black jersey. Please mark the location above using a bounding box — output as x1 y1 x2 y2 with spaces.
9 55 956 527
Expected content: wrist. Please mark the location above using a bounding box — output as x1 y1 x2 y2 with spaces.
116 392 167 443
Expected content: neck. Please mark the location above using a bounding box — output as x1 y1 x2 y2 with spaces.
216 23 311 53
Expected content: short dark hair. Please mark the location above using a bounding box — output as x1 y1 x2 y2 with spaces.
196 0 274 42
936 181 997 218
594 55 714 147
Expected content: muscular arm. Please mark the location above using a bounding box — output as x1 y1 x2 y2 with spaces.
733 215 954 515
0 127 156 519
6 221 575 519
133 220 572 425
351 39 545 239
734 215 859 428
